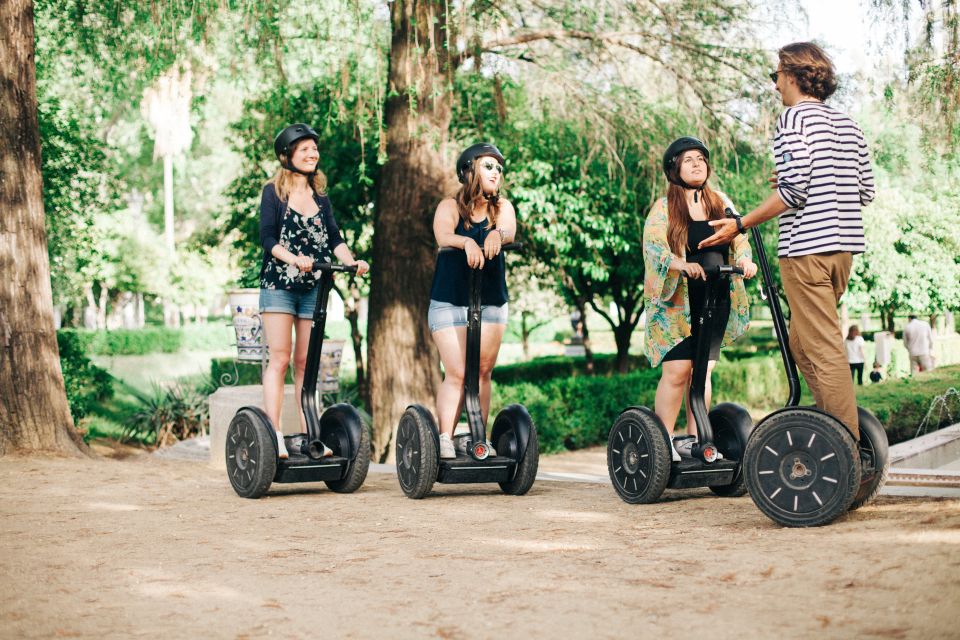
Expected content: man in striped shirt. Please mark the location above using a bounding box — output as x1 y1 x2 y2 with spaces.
700 42 875 439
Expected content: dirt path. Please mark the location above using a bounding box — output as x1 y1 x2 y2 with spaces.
1 454 958 639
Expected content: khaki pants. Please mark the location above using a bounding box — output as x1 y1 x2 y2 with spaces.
780 253 860 439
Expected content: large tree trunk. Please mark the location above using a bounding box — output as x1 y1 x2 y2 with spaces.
367 0 454 461
0 0 86 456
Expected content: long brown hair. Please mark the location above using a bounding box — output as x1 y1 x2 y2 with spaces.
665 158 725 255
455 155 502 230
267 138 328 201
778 42 837 101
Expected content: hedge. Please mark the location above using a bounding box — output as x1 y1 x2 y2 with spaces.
492 353 649 385
57 325 235 356
491 356 960 454
57 331 113 421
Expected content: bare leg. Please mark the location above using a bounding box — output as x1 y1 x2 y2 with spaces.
261 312 294 433
655 360 693 437
431 326 467 438
292 317 313 433
478 322 506 430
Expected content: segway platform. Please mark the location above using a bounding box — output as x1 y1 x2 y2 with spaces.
437 454 518 484
667 456 739 490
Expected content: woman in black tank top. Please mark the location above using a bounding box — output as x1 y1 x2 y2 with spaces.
649 138 757 461
428 143 517 459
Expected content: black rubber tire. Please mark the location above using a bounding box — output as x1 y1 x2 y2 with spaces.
499 422 539 496
849 407 890 511
744 408 861 527
607 408 671 504
708 403 754 497
324 418 371 494
225 408 277 499
395 406 438 499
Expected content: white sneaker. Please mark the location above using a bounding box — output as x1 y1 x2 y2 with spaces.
276 431 289 459
439 433 456 459
670 437 682 462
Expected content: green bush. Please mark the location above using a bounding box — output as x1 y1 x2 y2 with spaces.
210 358 294 388
492 353 649 385
57 330 113 421
57 324 236 357
130 379 213 447
491 354 960 454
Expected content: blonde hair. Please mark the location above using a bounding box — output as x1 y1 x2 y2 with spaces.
455 156 503 230
267 139 328 201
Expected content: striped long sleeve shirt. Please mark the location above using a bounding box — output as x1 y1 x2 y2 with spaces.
773 101 876 257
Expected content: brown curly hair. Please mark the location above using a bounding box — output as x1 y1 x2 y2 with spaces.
778 42 837 101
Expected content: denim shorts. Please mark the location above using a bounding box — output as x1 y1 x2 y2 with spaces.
428 299 509 332
259 286 319 319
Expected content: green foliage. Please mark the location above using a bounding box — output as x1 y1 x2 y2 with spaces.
130 380 213 447
855 365 960 444
57 331 114 422
209 358 292 388
59 325 234 356
492 353 649 385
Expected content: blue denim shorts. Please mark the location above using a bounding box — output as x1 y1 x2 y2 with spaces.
259 286 318 319
428 299 509 332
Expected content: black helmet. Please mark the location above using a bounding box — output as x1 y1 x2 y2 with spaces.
662 136 710 187
456 142 505 184
274 123 320 174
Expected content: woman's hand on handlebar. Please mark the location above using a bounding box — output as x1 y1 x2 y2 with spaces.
349 259 370 277
680 261 706 280
464 238 485 269
738 258 758 279
483 229 503 260
293 254 314 272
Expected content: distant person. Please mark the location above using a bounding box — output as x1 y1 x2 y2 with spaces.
643 137 757 462
258 124 369 459
869 362 883 384
903 314 935 373
699 42 876 440
845 325 866 385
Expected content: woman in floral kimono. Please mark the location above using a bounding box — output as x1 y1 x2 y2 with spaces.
643 137 757 461
257 123 369 459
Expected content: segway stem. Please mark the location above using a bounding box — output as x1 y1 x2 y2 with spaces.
302 262 359 443
439 243 522 460
747 227 802 407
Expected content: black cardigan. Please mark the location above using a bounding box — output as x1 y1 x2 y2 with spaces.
258 183 344 270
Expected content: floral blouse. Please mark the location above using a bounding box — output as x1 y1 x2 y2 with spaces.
260 205 333 291
643 195 752 367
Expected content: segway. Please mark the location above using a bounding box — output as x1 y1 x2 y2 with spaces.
607 252 754 504
395 243 539 499
226 263 370 499
741 217 889 527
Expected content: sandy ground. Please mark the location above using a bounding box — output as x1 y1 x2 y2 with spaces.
1 451 959 640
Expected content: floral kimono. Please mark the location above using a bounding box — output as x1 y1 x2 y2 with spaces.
643 195 752 367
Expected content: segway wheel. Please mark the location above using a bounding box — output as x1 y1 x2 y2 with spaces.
606 408 671 504
849 407 890 511
744 408 861 527
492 405 539 496
225 408 277 499
708 403 753 497
322 405 371 494
395 405 439 499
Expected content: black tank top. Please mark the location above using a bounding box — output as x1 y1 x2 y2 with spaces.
686 220 731 318
429 216 508 306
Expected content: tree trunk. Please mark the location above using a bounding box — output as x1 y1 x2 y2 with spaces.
163 153 174 252
367 0 454 461
521 310 531 360
0 0 85 456
576 300 595 373
613 323 633 374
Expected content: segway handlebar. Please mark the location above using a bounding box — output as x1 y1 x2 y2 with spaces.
679 264 744 278
439 242 523 254
312 261 360 273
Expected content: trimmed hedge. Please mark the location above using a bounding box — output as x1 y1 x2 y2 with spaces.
491 355 960 454
210 358 292 388
492 353 649 385
57 331 113 421
57 325 235 356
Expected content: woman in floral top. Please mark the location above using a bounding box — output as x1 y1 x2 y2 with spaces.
258 123 369 459
643 137 757 461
